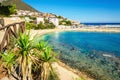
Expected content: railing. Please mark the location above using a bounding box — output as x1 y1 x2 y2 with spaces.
0 19 4 27
0 21 26 52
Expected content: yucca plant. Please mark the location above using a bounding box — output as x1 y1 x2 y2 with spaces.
35 41 57 80
0 31 59 80
0 51 16 78
36 40 48 51
15 32 35 80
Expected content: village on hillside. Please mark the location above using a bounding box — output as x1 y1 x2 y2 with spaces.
0 9 82 29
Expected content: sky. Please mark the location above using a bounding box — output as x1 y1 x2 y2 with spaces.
23 0 120 23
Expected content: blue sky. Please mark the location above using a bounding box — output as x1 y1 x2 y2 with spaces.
23 0 120 23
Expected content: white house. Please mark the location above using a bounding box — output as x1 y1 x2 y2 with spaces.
25 17 31 22
36 17 44 24
48 17 59 26
71 20 80 26
28 12 34 16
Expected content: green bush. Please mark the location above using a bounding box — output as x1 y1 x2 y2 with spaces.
29 16 36 20
26 22 37 30
45 22 55 29
37 22 55 29
59 19 72 26
0 3 16 16
26 20 55 30
8 4 16 15
37 22 45 29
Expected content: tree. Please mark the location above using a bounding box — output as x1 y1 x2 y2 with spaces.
0 51 16 78
59 19 72 26
0 31 59 80
37 22 45 29
15 32 35 80
8 4 16 15
0 4 16 16
35 41 57 80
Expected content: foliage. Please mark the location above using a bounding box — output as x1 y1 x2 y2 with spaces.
26 21 55 30
37 22 45 29
48 70 60 80
26 22 37 30
16 32 32 56
59 19 72 26
44 22 55 29
1 0 38 12
0 3 16 16
57 15 63 19
44 19 49 23
0 31 59 80
0 51 16 77
8 4 16 15
29 16 36 20
15 32 34 80
0 52 16 68
37 19 55 29
34 40 57 80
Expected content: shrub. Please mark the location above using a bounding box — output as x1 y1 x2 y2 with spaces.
8 4 16 15
37 22 55 29
37 22 45 29
0 4 16 16
45 22 55 29
59 19 72 26
26 20 56 30
26 22 37 30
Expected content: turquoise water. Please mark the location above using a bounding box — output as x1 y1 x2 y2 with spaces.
40 31 120 80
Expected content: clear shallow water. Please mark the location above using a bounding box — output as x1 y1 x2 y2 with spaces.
40 31 120 80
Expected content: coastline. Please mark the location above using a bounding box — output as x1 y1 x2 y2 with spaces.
57 61 94 80
1 27 119 80
30 27 120 38
29 28 97 80
29 27 120 80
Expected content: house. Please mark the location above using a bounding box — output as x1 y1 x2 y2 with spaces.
25 17 31 22
71 20 80 26
28 12 34 16
48 17 59 26
36 17 44 24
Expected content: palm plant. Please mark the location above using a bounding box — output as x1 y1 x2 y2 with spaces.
35 41 57 80
0 31 59 80
15 32 35 80
36 40 48 51
0 51 16 78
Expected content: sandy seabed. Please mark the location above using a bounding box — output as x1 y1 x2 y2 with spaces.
29 27 120 80
0 27 120 80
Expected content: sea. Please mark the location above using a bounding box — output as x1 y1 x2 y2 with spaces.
82 23 120 27
37 28 120 80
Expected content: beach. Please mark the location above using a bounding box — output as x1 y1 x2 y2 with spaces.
0 27 120 80
29 27 120 38
0 0 120 80
29 27 120 80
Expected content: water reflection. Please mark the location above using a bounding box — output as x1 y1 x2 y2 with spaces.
41 32 120 80
54 32 59 39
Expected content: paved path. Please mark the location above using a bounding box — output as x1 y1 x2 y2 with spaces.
52 63 80 80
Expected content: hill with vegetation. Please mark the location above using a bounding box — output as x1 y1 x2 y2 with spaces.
1 0 38 12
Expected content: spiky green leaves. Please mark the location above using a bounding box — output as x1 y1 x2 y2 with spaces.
0 51 16 70
16 32 32 57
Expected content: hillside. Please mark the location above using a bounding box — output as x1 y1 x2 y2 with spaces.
1 0 38 12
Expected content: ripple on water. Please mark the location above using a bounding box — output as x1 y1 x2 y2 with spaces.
40 31 120 80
